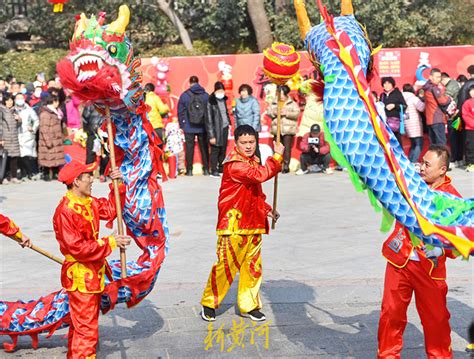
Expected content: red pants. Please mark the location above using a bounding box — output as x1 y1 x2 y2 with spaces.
378 261 452 358
67 290 101 359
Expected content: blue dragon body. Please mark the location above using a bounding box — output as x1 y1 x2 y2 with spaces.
295 0 473 256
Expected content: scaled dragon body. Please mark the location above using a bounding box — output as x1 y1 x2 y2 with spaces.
294 0 473 257
0 5 169 350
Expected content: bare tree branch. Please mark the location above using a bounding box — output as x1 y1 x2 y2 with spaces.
156 0 193 51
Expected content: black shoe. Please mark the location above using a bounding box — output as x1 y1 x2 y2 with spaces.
201 306 216 322
241 309 266 321
185 170 193 176
210 171 220 178
43 174 51 182
218 167 224 174
282 168 289 174
203 169 210 176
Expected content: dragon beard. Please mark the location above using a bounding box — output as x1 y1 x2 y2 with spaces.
57 59 123 103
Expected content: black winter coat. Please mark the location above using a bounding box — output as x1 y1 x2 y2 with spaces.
205 94 230 147
381 88 407 118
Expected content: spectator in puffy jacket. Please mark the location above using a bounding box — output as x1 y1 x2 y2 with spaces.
380 77 406 146
462 85 474 172
267 85 300 173
234 84 261 131
82 105 103 165
423 68 450 146
441 72 461 101
402 84 425 163
65 95 82 135
296 123 332 175
0 94 21 184
14 93 39 179
38 95 65 181
441 72 463 165
205 82 230 178
177 76 209 176
144 83 169 147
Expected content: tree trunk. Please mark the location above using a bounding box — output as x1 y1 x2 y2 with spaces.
247 0 273 52
156 0 193 51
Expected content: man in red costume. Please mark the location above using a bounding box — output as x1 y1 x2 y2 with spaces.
54 160 132 359
200 124 284 322
378 145 461 358
0 214 31 247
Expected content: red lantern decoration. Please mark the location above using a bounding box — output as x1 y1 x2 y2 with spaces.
48 0 69 13
263 42 301 86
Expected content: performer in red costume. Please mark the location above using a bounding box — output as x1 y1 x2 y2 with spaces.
0 214 31 247
201 124 285 322
54 160 132 359
378 145 461 359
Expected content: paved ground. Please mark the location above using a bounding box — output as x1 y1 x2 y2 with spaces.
0 167 472 358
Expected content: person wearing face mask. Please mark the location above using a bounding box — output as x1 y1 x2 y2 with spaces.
205 82 231 178
38 95 65 181
15 93 40 180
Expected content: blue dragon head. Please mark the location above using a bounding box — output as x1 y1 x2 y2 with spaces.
57 5 142 108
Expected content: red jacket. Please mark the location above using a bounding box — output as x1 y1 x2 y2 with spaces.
53 185 125 293
298 132 330 155
423 81 449 125
382 176 461 280
0 214 21 239
216 148 282 236
462 98 474 131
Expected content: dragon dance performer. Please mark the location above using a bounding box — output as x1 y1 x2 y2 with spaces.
378 145 461 359
0 214 31 248
54 160 132 359
201 125 284 322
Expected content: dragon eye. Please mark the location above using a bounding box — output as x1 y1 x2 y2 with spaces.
107 44 118 55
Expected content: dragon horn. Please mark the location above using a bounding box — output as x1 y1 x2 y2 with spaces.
73 13 89 40
106 5 130 35
341 0 354 15
294 0 311 41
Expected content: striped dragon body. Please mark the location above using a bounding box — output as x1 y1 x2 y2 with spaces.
294 0 474 257
0 5 169 350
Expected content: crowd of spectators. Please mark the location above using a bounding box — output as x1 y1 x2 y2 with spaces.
1 64 473 185
375 65 474 172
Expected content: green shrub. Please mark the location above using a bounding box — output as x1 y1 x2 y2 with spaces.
0 48 67 82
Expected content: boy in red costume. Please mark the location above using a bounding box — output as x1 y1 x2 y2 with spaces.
378 145 461 358
0 214 31 247
201 125 285 322
54 160 132 359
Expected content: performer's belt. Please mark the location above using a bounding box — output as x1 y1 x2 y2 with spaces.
64 254 77 263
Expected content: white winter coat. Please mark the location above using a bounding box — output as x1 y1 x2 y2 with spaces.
16 105 39 157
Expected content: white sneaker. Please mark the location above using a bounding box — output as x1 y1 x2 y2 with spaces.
466 164 474 173
2 178 9 185
295 169 308 176
323 168 334 174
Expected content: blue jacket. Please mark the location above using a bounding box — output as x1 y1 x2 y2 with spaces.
178 84 209 134
234 96 261 131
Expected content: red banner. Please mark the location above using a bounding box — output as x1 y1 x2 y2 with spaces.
139 45 473 168
141 45 473 115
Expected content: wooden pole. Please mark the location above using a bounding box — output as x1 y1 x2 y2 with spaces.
8 236 63 265
105 106 127 278
272 86 283 229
